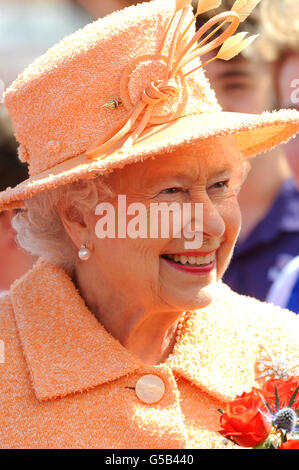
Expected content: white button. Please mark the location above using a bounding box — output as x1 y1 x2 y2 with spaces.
135 374 165 404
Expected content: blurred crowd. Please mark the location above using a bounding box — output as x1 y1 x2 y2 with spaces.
0 0 298 312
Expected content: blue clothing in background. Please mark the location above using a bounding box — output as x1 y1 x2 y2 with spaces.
267 255 299 313
223 179 299 302
287 275 299 313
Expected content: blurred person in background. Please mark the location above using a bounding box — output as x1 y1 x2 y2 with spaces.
72 0 147 19
0 107 36 293
260 0 299 187
196 0 299 303
0 0 91 87
260 0 299 312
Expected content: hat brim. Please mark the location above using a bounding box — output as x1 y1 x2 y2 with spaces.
1 109 299 211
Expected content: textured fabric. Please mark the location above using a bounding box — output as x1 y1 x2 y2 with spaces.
0 0 299 211
224 179 299 302
0 258 298 449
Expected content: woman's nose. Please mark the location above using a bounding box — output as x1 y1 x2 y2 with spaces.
189 189 226 240
202 198 226 240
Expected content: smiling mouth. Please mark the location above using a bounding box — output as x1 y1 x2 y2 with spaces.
161 251 216 267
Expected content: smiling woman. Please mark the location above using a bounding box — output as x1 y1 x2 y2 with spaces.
63 137 246 358
0 0 299 449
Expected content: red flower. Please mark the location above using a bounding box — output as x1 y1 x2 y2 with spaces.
261 377 299 412
280 440 299 449
220 389 272 447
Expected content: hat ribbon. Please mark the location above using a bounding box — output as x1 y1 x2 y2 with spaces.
85 5 242 161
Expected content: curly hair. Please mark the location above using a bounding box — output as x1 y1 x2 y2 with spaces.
259 0 299 61
11 176 115 274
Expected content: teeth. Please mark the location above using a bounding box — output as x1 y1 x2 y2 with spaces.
164 252 216 265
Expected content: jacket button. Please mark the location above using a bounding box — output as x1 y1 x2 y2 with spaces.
135 374 165 404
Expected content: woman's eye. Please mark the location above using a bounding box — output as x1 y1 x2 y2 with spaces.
160 187 182 194
210 180 229 190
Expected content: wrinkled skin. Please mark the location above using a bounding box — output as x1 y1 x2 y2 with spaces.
59 136 247 364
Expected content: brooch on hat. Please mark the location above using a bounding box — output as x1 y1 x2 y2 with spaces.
86 0 260 160
256 344 299 381
103 99 122 110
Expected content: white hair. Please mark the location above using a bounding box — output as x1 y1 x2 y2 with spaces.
11 176 115 274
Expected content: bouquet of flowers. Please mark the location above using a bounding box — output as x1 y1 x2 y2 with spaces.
219 377 299 449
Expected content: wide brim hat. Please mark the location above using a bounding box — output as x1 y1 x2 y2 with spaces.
1 0 299 211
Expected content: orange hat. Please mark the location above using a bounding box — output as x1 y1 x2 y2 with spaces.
0 0 299 210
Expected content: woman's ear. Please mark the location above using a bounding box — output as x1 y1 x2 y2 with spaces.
56 202 90 251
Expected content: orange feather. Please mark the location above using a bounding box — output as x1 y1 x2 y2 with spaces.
196 0 222 15
231 0 261 22
176 0 192 11
217 33 259 60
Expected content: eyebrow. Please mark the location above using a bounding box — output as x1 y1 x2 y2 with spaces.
153 171 195 182
217 70 252 80
211 167 233 178
153 167 233 183
143 167 198 188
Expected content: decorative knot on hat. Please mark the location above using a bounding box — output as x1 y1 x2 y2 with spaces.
86 0 261 161
120 55 188 126
142 79 178 106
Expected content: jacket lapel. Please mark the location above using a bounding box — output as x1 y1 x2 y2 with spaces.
11 258 142 401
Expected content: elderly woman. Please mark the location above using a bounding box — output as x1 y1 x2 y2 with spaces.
0 0 299 449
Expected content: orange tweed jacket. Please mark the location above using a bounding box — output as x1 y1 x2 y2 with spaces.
0 258 298 449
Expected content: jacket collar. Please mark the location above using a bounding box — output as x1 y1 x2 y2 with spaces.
11 258 255 402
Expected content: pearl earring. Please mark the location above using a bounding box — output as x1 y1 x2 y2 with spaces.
78 243 91 261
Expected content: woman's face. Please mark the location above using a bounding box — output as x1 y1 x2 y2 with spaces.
85 136 245 313
203 53 275 114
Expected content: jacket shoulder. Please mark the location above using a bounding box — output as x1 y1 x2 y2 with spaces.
218 282 299 361
220 282 298 324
